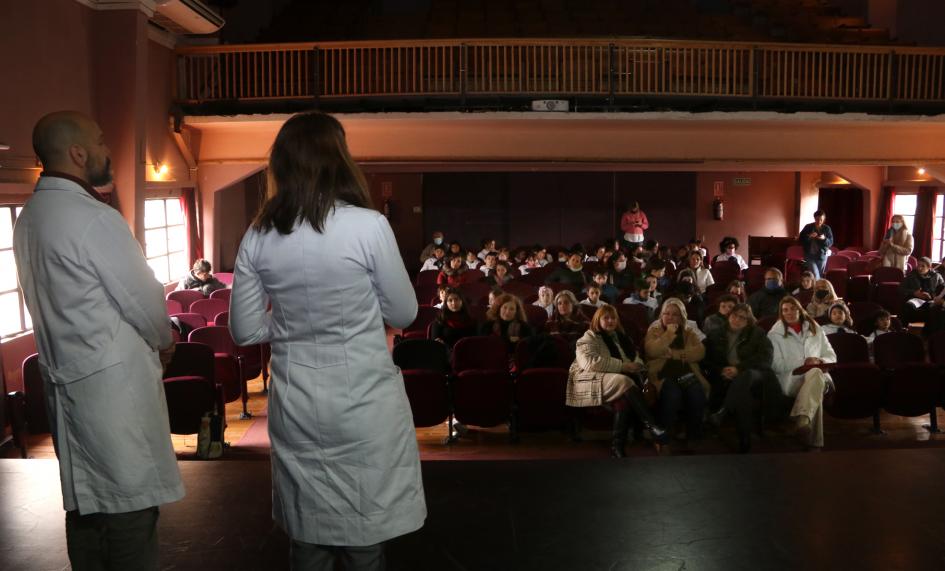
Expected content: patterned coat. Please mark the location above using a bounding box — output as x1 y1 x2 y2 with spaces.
566 330 642 407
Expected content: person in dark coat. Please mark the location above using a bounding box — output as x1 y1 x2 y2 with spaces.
898 257 945 327
748 267 787 319
799 210 834 279
545 252 588 291
705 303 774 453
430 289 477 349
176 258 226 295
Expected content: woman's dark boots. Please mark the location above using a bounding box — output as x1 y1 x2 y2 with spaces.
611 409 631 458
626 390 668 444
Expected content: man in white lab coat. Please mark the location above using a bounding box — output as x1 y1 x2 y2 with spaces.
13 111 184 570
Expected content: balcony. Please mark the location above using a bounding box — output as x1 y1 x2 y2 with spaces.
174 38 945 115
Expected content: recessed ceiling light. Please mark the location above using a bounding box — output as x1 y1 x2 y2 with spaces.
917 167 927 175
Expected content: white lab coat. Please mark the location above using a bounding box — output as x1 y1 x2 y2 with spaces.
767 320 837 396
230 203 425 546
13 175 183 514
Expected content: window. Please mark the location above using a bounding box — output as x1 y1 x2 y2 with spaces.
144 198 188 284
934 194 944 263
891 193 918 233
0 206 32 338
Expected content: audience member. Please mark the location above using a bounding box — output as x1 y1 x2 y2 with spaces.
792 271 815 296
430 289 477 348
821 301 856 335
684 251 715 293
624 277 660 322
703 294 739 337
419 244 447 272
566 305 668 457
705 303 774 453
533 286 555 317
448 240 462 256
177 258 227 295
767 296 836 450
433 284 449 308
465 250 481 270
484 260 514 287
419 230 445 263
437 255 467 288
715 237 749 270
545 290 589 336
878 214 913 272
645 298 709 450
806 278 839 319
726 280 747 303
609 252 635 291
478 238 496 260
479 293 533 351
799 210 834 278
479 251 498 276
899 256 945 326
748 268 787 319
545 252 588 290
864 309 894 345
581 283 606 308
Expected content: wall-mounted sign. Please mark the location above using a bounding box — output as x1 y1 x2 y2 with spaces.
713 180 724 197
733 177 752 186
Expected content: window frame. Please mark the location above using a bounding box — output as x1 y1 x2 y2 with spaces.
933 193 944 263
0 204 31 339
143 196 188 285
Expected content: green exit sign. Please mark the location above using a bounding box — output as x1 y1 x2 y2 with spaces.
733 177 752 186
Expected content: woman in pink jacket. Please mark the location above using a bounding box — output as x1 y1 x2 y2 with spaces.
620 201 649 250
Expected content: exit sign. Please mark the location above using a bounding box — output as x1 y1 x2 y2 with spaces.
733 177 752 186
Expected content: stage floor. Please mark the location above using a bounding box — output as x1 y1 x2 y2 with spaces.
2 450 945 570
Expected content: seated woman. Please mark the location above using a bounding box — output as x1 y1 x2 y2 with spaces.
544 290 589 336
566 305 668 458
703 293 739 337
714 237 749 270
767 296 837 450
821 301 856 335
545 252 588 291
806 278 840 319
644 298 710 450
533 286 555 317
479 293 533 352
430 289 477 348
483 260 514 288
684 250 715 294
705 303 773 453
792 271 816 297
437 255 467 288
176 258 226 295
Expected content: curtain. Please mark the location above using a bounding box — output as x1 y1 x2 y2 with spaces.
874 186 895 249
180 188 203 263
818 187 863 249
912 187 936 259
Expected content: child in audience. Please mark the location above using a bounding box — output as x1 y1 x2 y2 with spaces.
703 293 739 337
591 270 619 304
420 244 447 272
726 280 747 303
865 310 894 344
479 293 533 352
715 237 749 270
807 279 840 318
609 252 635 292
581 284 606 308
438 255 467 288
535 246 551 266
821 301 856 335
487 288 504 312
480 252 498 276
484 261 514 287
465 250 481 270
545 290 589 336
518 253 538 276
685 250 715 294
647 259 671 293
478 239 496 260
497 247 511 262
433 284 449 308
533 285 555 317
448 241 463 256
430 289 477 349
792 271 816 296
624 278 660 322
177 258 227 295
545 252 588 290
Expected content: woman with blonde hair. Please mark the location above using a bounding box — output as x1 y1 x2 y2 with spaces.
567 304 667 457
767 296 837 450
878 214 914 272
806 278 839 318
544 290 589 336
230 111 424 567
644 298 710 449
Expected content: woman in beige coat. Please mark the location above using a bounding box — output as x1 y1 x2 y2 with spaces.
878 214 914 272
566 304 667 457
645 298 710 447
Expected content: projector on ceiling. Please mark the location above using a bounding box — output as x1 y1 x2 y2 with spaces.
531 99 570 112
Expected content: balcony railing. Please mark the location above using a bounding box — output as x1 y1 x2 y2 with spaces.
175 38 945 107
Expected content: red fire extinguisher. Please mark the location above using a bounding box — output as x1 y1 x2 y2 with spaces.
712 198 724 221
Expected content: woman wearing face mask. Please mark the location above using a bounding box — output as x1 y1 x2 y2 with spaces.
878 215 913 272
567 305 668 457
609 252 635 292
806 279 839 319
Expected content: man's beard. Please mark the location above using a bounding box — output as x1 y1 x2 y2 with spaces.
88 156 113 187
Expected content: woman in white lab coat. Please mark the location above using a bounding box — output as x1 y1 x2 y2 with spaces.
230 112 425 570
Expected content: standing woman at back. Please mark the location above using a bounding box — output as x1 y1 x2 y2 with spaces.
229 112 425 570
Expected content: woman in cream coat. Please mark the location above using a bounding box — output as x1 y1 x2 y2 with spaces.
230 112 424 569
878 214 914 272
567 304 667 457
767 296 837 450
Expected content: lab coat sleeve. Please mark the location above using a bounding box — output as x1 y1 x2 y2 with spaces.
368 214 418 329
84 211 171 351
230 230 272 346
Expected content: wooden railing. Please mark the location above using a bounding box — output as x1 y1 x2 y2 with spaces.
175 39 945 105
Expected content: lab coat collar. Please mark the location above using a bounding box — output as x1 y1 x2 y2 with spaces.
36 171 108 203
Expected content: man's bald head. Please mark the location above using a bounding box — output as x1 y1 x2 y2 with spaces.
32 111 112 185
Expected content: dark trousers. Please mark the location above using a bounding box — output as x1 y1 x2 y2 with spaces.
290 539 386 571
721 370 763 436
659 377 707 440
65 507 159 571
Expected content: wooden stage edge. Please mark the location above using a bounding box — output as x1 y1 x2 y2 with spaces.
3 449 945 570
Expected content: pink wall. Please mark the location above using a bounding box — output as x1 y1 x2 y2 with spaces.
695 172 797 260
